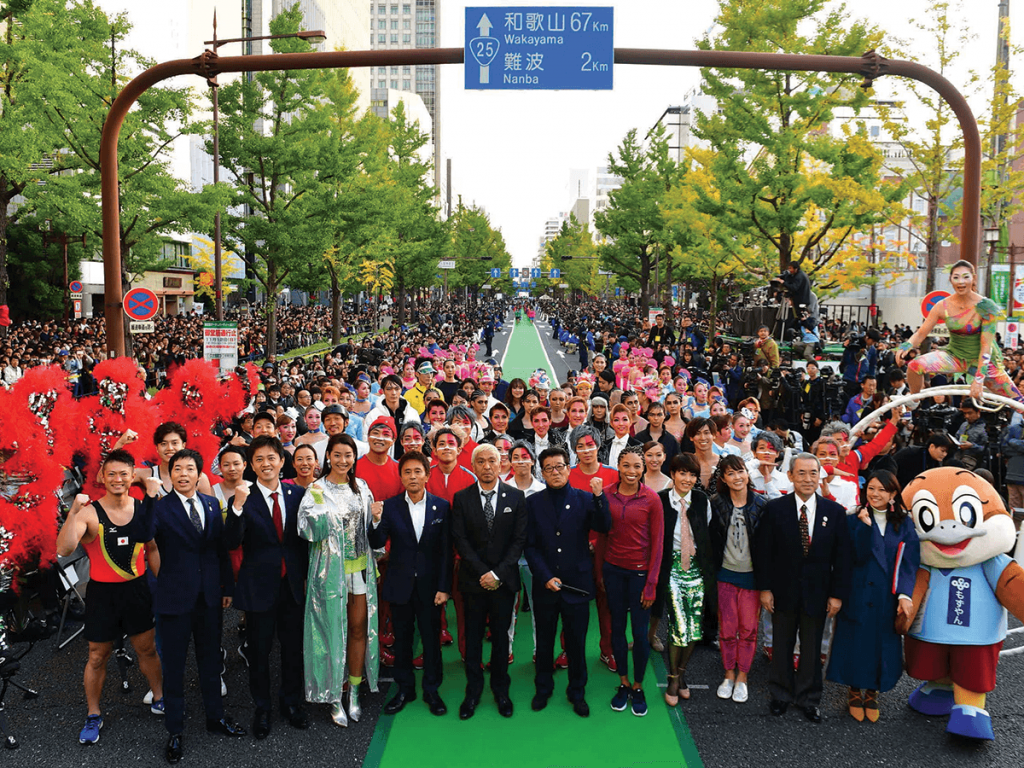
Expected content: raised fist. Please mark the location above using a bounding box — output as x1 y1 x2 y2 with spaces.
371 501 383 523
590 476 604 496
143 476 162 497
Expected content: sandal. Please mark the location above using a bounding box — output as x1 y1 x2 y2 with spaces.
678 671 690 701
664 674 679 707
847 688 865 722
864 689 879 723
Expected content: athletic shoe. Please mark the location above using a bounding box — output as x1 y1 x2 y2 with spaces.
439 629 454 646
610 684 632 712
381 647 395 667
413 655 424 670
79 715 103 745
381 631 396 648
220 676 227 697
631 688 648 717
732 683 749 704
600 654 617 673
762 645 772 662
717 679 735 700
143 690 154 705
151 698 166 715
238 641 250 668
554 652 568 670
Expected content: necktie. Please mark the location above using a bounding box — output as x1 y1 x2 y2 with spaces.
677 497 695 571
271 492 287 577
187 498 203 533
799 503 811 556
483 490 496 534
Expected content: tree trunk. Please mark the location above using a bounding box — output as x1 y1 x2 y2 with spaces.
0 179 9 339
396 274 407 325
709 273 719 340
329 266 341 345
639 248 652 318
926 197 940 293
266 261 278 358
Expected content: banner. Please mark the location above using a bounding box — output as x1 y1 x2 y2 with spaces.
203 321 238 372
1013 264 1024 317
992 264 1009 314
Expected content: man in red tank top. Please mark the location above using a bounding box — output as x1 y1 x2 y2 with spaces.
56 449 165 745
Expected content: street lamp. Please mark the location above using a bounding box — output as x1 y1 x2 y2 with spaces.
202 13 326 321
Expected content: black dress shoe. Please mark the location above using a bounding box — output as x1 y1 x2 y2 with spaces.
165 733 183 764
531 693 549 711
206 717 246 737
424 692 447 716
283 705 309 730
458 697 478 720
803 705 823 723
384 691 415 715
572 699 590 718
769 699 788 716
496 695 514 718
253 709 271 740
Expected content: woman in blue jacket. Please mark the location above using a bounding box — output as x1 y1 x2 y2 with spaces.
826 470 919 722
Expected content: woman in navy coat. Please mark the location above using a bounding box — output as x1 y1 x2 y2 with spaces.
827 470 919 722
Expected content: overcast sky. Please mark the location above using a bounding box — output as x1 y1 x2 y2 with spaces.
103 0 1018 267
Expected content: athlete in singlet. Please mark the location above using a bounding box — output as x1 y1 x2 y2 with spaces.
112 422 215 497
56 449 164 745
896 260 1024 405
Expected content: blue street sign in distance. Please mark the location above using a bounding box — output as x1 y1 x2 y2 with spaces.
531 268 541 279
550 268 561 279
491 268 501 278
615 287 621 297
466 7 613 90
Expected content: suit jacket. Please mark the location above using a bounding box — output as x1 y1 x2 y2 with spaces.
657 488 715 598
224 482 309 612
142 492 233 615
754 493 852 615
368 492 451 604
524 485 610 604
451 482 527 594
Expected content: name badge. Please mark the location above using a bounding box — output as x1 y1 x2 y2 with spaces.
947 576 971 627
117 536 129 547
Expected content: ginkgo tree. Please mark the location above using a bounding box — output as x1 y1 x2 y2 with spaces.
186 236 243 303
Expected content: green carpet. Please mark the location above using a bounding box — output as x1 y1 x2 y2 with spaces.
366 319 698 768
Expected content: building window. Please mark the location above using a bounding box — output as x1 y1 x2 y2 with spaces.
391 34 398 43
391 79 398 88
391 4 398 13
403 79 410 89
391 19 398 29
403 19 411 29
377 34 385 44
378 19 386 29
403 34 411 43
403 3 411 13
378 67 386 74
390 66 398 74
870 125 881 138
402 65 411 74
378 79 386 88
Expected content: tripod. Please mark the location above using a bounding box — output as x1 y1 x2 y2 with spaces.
0 639 40 750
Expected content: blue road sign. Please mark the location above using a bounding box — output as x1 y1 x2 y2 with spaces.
550 268 561 279
531 268 541 279
672 284 679 298
510 268 518 278
466 7 613 90
491 268 501 279
614 287 621 297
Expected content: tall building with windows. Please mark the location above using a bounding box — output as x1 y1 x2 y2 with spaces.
369 1 441 192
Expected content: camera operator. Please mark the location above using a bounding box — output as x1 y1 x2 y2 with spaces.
767 366 804 427
801 361 828 444
770 261 814 312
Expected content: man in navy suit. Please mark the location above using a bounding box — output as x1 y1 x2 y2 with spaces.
451 443 528 720
755 452 852 723
141 449 245 764
368 450 451 717
525 447 611 718
224 435 309 739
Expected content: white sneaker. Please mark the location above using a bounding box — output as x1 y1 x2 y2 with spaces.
220 677 227 697
732 682 749 703
716 679 735 700
143 690 154 705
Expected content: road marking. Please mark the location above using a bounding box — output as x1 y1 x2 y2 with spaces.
532 319 558 381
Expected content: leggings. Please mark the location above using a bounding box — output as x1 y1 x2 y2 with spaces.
909 350 1024 403
603 562 651 684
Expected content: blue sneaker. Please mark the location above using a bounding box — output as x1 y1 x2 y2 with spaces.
610 684 631 712
151 698 165 715
79 714 103 745
631 688 648 717
908 682 954 716
947 704 995 740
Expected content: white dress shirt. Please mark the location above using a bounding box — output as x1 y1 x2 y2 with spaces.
406 492 427 542
668 489 692 552
175 490 204 531
477 482 501 583
607 435 629 468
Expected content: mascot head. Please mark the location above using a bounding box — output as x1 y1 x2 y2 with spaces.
902 466 1016 569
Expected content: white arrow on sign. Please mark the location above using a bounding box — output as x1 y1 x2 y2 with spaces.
478 13 492 36
470 14 498 84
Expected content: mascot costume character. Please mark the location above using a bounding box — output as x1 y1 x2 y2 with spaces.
898 467 1024 740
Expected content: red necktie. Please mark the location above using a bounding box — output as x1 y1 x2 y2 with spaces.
271 491 287 577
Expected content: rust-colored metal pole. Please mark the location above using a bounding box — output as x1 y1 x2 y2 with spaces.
100 46 981 357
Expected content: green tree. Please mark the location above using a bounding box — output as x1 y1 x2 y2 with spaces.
449 200 512 296
216 4 330 357
692 0 907 288
542 214 599 300
594 126 679 316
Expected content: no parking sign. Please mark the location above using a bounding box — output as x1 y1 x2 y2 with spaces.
921 291 949 320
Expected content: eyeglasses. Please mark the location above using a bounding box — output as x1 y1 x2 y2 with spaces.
542 464 568 473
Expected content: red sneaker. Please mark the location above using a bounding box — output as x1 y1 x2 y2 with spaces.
413 654 424 670
555 652 569 670
792 654 800 671
439 629 454 646
600 654 617 673
381 631 395 648
381 648 395 667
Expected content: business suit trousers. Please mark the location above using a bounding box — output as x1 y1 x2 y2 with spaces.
769 610 826 707
533 593 589 702
246 577 305 711
392 588 443 696
463 588 515 699
160 596 224 734
603 563 652 684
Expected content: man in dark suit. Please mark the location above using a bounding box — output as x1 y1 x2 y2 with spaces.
142 449 245 764
525 447 610 717
755 452 852 723
451 443 527 720
224 435 309 739
368 450 451 717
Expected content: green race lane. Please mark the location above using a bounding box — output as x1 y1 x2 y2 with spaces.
366 319 700 768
